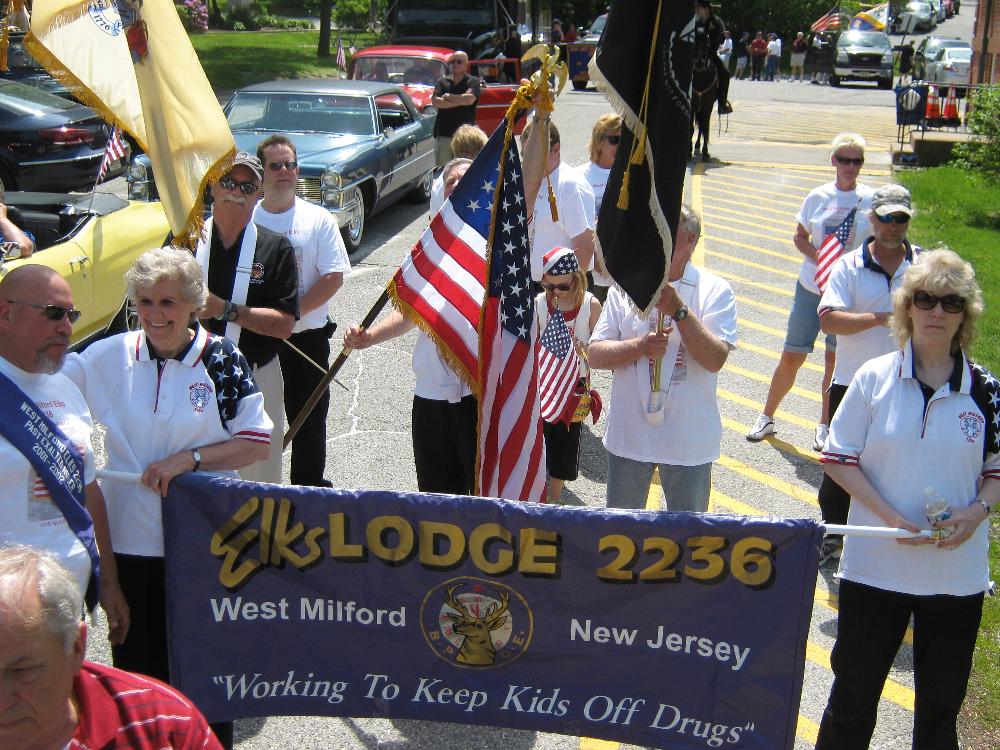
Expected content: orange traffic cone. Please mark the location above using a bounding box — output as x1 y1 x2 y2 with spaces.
925 85 941 122
960 89 972 126
942 87 959 122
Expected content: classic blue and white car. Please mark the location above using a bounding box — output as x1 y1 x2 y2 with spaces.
128 80 436 252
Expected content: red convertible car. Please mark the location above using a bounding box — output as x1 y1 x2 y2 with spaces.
350 45 525 135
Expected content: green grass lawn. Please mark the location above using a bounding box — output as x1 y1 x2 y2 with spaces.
897 166 1000 746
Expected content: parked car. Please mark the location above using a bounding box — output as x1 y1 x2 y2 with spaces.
914 36 969 79
0 191 170 347
128 80 435 253
831 30 894 89
929 0 947 23
0 32 73 100
926 45 972 85
894 1 935 33
350 45 524 136
0 80 128 192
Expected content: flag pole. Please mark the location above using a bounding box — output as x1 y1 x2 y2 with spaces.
282 289 390 448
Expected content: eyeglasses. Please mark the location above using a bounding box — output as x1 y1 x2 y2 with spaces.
834 155 865 166
875 212 910 224
218 177 260 195
912 290 966 314
267 160 298 172
6 299 82 323
603 135 621 145
542 282 573 292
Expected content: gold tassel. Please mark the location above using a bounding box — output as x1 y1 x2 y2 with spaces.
630 127 646 165
547 174 558 222
0 3 10 73
617 169 631 210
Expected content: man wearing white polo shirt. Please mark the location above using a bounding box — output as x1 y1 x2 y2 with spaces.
254 135 351 487
817 184 921 563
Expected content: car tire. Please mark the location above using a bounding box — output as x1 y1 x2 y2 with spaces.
341 185 367 253
829 75 840 87
408 168 434 203
572 80 588 91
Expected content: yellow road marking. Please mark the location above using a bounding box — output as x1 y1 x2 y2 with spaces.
703 203 798 232
806 642 915 711
735 294 790 316
721 416 820 464
705 224 801 255
708 238 801 266
797 715 820 745
726 363 823 403
706 194 793 218
579 739 619 750
719 388 817 430
716 455 819 507
705 171 812 196
716 270 795 297
732 161 892 176
706 250 800 279
737 316 826 351
703 184 804 210
739 341 826 373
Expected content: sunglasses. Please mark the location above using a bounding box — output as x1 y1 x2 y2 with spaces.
218 177 260 195
542 282 573 292
875 212 910 224
912 290 966 314
6 299 82 323
267 160 298 172
603 134 621 145
834 155 865 166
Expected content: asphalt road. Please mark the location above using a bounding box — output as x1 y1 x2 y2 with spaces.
82 8 988 750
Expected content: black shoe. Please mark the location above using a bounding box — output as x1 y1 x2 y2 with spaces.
718 100 733 115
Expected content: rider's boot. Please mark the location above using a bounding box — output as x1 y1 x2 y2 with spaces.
718 100 733 115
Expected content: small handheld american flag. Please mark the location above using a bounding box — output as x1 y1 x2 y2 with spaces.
814 208 856 293
96 126 127 184
538 305 581 423
336 35 347 70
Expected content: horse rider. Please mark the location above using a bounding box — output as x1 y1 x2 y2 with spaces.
694 0 733 115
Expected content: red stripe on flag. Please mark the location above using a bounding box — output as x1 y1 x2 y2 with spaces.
428 212 487 280
394 275 479 377
409 239 482 329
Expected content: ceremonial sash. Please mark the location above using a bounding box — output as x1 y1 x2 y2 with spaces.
0 367 99 610
195 218 258 345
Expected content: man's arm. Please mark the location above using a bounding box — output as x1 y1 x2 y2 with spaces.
571 229 595 272
793 223 817 260
200 294 296 339
300 272 344 316
0 203 34 256
657 285 731 373
86 482 130 644
819 309 889 335
589 330 670 370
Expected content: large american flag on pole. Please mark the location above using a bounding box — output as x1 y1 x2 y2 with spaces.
814 208 856 293
96 125 127 184
538 305 581 423
811 5 842 33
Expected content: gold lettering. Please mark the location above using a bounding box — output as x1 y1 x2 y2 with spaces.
210 497 262 590
367 515 415 562
418 521 466 568
328 512 364 559
270 497 324 568
469 523 514 574
518 527 560 575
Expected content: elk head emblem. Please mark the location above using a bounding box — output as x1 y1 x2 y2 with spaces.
443 584 510 666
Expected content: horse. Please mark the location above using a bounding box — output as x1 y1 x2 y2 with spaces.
691 50 719 162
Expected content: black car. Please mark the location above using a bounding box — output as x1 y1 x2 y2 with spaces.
0 32 73 100
0 79 127 192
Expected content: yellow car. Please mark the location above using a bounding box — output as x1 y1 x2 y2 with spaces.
0 192 170 347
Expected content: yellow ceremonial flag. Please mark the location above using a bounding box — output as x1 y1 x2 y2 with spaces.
26 0 234 244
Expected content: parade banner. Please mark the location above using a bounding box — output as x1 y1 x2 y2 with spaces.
164 475 823 749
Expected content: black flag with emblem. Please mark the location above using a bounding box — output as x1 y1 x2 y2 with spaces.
589 0 694 314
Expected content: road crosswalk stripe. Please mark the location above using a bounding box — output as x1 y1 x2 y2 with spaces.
705 225 801 255
738 341 825 372
706 249 800 279
708 172 813 196
703 184 804 209
716 455 819 507
705 194 793 218
716 270 795 297
735 294 792 316
719 388 817 430
721 417 821 464
736 316 826 351
704 204 798 232
726 363 823 402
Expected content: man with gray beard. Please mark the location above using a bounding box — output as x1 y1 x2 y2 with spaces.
196 152 299 485
0 265 128 640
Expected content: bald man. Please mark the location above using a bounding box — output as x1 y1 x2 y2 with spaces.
0 265 127 641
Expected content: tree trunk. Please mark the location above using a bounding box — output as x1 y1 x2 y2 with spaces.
318 0 332 57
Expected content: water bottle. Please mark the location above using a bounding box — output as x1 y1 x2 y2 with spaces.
924 487 953 540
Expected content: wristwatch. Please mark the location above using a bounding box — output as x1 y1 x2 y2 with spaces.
190 449 202 472
976 497 991 516
673 304 689 321
225 302 240 322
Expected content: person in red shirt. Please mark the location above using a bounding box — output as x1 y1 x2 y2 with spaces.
0 544 222 750
749 30 768 81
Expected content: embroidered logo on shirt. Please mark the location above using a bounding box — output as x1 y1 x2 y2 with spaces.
251 262 265 281
958 411 984 444
189 382 213 414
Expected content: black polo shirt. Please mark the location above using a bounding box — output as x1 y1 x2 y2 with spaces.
202 223 299 368
432 74 482 138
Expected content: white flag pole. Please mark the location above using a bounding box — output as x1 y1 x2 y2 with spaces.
824 524 933 539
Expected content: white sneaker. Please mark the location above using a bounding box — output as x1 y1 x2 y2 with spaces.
746 414 776 441
814 423 830 452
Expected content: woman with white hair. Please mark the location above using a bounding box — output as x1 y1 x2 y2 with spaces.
62 245 272 748
816 249 999 749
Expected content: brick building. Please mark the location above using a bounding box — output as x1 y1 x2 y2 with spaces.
971 0 999 82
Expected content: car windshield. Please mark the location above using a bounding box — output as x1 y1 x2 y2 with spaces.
588 15 607 36
837 32 890 49
226 92 377 135
352 56 447 86
907 2 930 10
0 79 77 115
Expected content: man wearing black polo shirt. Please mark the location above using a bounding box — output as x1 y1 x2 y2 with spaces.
431 51 481 167
197 152 299 485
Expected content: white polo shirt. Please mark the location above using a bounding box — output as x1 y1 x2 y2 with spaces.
795 181 875 295
592 264 738 466
63 325 272 556
530 163 595 280
819 239 917 386
0 356 95 594
578 161 613 286
253 197 351 333
412 331 472 403
822 344 999 596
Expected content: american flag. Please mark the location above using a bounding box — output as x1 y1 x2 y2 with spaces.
538 305 581 423
96 125 127 183
811 6 842 33
814 208 856 293
336 35 347 69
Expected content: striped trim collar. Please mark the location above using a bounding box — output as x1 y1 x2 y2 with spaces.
133 322 210 367
898 341 969 394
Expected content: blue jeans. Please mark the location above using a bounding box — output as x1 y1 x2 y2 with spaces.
765 56 779 80
605 453 712 511
785 281 837 353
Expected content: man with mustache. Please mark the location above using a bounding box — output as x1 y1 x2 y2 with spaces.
0 265 128 641
197 152 299 485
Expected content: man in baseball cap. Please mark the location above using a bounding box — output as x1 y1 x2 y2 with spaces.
871 183 914 219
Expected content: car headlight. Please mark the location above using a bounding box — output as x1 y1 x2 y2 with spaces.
882 51 893 64
322 189 342 207
127 162 148 183
129 181 150 200
837 50 849 64
321 170 342 189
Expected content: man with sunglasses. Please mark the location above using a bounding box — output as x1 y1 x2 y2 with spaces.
0 265 128 639
431 51 482 168
816 183 921 563
197 151 299 485
253 135 350 488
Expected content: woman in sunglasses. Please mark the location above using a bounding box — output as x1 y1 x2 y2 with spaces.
61 246 271 748
534 247 602 503
816 249 999 749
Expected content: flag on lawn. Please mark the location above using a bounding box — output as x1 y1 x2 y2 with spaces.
336 35 347 69
589 0 694 315
26 0 235 244
814 208 857 292
811 5 843 33
538 306 581 424
96 125 127 184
